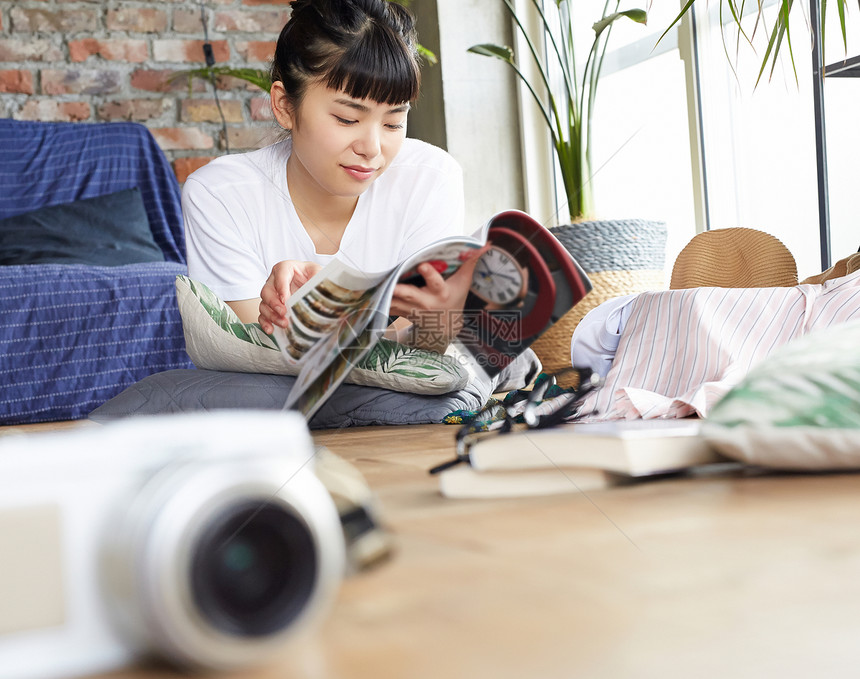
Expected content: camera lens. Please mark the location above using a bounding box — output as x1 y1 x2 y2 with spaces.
190 500 317 637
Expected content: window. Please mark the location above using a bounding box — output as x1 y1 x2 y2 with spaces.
516 0 700 270
589 7 699 271
692 0 860 278
518 0 859 279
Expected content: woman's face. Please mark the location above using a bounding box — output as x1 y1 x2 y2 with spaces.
274 79 410 202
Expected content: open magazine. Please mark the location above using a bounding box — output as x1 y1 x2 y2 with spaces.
273 209 592 419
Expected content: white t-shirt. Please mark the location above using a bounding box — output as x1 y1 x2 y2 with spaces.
182 137 466 301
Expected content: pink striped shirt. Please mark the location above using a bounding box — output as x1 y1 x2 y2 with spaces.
577 269 860 420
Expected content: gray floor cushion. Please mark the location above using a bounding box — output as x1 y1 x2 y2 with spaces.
88 349 541 429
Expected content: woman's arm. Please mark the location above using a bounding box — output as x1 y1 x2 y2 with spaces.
226 298 263 324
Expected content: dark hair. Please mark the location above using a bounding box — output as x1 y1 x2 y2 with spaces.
272 0 421 108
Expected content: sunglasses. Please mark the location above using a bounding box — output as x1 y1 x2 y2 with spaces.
429 367 603 475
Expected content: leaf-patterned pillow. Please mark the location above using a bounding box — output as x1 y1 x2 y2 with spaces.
702 320 860 469
175 275 468 395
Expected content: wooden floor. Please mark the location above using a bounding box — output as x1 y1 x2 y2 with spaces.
6 419 860 678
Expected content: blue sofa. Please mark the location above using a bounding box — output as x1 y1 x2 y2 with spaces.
0 120 194 424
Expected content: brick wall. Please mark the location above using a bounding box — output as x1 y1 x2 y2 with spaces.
0 1 290 183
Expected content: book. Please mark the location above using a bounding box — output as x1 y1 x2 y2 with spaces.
438 464 630 499
464 419 718 476
272 209 592 419
437 419 721 499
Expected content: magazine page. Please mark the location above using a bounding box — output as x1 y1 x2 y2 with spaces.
273 259 393 418
272 259 390 367
284 235 486 419
280 227 489 369
284 323 382 418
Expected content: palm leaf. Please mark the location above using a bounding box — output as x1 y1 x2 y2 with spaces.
170 66 273 93
708 322 860 429
755 0 796 86
417 44 438 65
183 276 278 349
471 1 646 221
658 0 697 45
356 339 462 378
468 43 558 137
661 0 854 88
387 368 448 379
468 43 515 62
592 8 647 36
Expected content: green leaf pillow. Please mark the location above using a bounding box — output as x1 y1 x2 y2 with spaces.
174 275 468 395
702 320 860 469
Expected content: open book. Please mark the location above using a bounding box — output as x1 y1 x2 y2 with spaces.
272 210 592 419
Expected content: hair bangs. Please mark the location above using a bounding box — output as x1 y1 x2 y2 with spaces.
323 25 419 105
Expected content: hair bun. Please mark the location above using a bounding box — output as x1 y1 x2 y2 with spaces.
288 0 316 14
290 0 392 23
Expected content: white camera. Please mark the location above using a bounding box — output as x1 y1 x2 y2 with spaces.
0 411 367 679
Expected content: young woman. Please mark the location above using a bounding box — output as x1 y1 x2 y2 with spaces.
182 0 482 350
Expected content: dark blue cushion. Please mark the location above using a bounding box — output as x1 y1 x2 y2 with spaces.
0 187 165 266
0 120 184 263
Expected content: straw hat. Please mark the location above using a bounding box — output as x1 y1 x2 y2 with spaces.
670 227 798 290
800 251 860 285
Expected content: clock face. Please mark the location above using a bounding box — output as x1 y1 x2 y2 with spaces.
470 246 527 305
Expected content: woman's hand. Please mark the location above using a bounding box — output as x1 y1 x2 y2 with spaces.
389 245 489 351
259 260 322 333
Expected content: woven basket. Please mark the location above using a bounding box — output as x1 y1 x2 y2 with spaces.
531 219 668 374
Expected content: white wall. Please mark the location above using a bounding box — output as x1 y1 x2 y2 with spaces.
410 0 526 233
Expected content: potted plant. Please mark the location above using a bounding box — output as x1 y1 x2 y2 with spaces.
470 0 668 373
470 0 646 223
